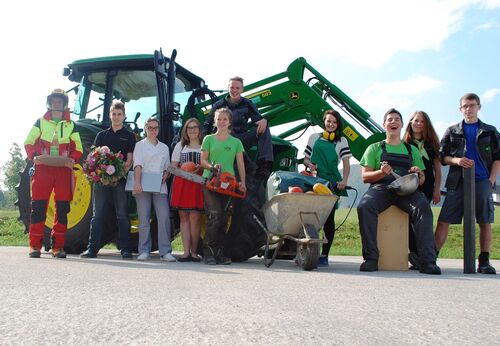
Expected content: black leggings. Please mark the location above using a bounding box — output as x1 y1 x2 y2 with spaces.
322 207 336 256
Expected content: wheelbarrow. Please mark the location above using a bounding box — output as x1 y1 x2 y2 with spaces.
253 192 339 271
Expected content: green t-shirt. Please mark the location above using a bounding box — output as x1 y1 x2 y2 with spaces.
201 135 244 178
360 141 425 171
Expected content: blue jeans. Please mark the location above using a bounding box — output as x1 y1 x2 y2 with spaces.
87 181 131 255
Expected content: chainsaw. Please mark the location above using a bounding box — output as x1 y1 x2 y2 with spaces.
167 164 247 199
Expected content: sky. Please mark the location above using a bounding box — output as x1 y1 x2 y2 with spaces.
1 0 500 171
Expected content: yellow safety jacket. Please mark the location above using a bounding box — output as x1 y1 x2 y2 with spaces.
24 110 83 163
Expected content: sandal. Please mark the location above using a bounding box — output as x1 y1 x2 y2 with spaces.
177 256 192 262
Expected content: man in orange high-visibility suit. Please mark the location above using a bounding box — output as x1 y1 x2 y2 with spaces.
24 89 83 258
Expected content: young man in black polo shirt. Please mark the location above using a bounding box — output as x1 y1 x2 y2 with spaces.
81 100 136 259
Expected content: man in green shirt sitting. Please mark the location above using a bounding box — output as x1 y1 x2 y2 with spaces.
357 108 440 275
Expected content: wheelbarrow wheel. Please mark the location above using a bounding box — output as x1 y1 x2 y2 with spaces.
297 224 320 271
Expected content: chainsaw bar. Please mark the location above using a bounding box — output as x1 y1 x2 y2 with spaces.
167 165 246 199
167 165 206 184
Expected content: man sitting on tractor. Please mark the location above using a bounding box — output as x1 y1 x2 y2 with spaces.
24 88 83 258
203 76 273 180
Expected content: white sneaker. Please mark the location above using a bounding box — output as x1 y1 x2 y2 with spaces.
161 253 177 262
137 253 149 261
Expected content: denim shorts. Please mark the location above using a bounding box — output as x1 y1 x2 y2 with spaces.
438 179 495 224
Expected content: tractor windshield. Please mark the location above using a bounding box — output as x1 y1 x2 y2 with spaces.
73 69 192 134
73 70 159 125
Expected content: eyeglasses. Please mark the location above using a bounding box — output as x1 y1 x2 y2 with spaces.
187 125 199 130
147 126 159 130
461 103 479 110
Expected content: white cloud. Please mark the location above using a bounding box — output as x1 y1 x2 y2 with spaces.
477 0 500 9
472 22 495 31
482 88 500 102
358 75 444 121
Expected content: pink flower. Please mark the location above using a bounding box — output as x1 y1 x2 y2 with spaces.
83 146 126 186
106 165 116 175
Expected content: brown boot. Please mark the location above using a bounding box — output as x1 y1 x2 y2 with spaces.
51 248 67 258
29 247 41 258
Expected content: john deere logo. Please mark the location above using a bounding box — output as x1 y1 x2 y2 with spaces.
290 91 299 100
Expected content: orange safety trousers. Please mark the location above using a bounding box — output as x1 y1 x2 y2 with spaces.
29 165 73 249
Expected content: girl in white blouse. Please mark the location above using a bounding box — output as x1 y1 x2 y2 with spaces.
133 118 175 262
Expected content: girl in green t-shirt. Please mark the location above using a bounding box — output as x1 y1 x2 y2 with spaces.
200 107 246 265
303 109 352 266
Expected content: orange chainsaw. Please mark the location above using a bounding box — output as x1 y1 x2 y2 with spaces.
167 164 246 199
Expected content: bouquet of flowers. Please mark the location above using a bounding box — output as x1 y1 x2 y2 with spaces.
83 146 127 186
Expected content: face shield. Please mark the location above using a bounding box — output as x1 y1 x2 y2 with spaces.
46 89 69 111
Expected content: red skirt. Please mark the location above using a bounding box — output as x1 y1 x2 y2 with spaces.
170 175 204 211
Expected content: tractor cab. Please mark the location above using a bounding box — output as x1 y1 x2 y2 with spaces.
63 49 206 148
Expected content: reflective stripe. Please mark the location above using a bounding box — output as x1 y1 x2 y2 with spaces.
24 115 82 161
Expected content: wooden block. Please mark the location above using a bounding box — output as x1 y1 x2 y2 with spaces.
377 205 409 271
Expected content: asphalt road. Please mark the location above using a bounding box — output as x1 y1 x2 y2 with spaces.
1 246 499 345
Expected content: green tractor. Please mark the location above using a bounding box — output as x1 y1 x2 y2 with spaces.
17 49 384 260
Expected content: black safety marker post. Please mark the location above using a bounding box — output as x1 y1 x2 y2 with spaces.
463 166 475 274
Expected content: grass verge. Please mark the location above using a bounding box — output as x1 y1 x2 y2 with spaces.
1 207 498 259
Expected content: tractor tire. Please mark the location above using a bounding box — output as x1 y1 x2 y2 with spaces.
225 174 267 262
15 159 33 235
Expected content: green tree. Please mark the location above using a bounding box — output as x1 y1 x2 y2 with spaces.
0 190 5 208
1 143 26 208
